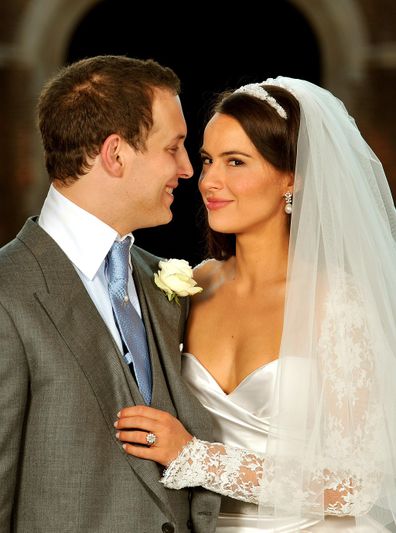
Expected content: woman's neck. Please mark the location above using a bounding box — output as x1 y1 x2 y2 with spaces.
230 222 289 291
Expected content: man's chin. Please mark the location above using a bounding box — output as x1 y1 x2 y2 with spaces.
139 210 173 230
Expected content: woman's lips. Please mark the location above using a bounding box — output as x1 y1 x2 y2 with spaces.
206 199 233 210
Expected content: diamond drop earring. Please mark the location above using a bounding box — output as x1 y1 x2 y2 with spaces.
283 192 293 214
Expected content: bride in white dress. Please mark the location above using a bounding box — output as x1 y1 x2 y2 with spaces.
116 78 396 531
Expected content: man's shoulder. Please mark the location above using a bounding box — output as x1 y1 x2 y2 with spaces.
131 245 163 272
0 217 43 259
0 234 31 269
0 219 50 289
0 241 36 301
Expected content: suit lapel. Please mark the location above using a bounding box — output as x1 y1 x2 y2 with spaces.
35 283 134 427
131 250 183 382
131 250 215 441
18 219 174 516
132 250 222 520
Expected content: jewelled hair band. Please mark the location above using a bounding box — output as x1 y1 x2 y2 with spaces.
233 83 288 119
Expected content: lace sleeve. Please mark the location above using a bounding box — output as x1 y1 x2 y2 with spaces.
160 435 377 514
160 437 265 504
314 278 384 516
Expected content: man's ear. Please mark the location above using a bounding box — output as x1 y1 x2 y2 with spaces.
100 134 125 177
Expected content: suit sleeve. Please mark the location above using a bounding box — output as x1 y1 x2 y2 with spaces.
0 302 29 531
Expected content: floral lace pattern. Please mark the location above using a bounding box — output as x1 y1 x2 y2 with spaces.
161 438 264 502
312 279 383 515
161 278 384 517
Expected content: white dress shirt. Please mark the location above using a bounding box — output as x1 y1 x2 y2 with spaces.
38 184 142 354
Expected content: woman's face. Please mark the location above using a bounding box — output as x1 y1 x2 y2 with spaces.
199 113 292 235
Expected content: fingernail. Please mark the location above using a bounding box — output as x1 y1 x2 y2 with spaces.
122 444 127 450
116 432 120 439
117 411 121 417
113 421 118 428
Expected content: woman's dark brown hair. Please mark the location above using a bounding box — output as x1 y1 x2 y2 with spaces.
204 85 300 260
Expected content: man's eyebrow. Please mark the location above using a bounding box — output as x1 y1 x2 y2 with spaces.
169 134 186 142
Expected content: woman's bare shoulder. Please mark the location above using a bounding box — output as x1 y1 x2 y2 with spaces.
193 258 225 293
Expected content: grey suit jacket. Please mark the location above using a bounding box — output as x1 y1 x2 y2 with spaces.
0 218 220 533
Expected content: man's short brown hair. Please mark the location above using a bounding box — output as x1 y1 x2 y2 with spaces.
37 55 180 183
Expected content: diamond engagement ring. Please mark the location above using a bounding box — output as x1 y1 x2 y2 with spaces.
146 432 157 446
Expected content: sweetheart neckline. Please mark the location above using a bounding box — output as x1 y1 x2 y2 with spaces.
182 352 278 397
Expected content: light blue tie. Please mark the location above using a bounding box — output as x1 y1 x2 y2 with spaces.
106 237 152 405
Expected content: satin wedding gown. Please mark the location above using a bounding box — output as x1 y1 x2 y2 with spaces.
182 353 322 532
161 278 389 531
161 350 388 532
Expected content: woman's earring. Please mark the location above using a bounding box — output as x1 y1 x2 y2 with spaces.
283 192 293 214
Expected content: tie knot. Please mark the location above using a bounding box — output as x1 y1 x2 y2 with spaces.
107 237 131 286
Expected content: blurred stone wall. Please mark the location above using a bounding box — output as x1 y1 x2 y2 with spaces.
1 0 395 245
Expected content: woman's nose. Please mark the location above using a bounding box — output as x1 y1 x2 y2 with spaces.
199 164 223 192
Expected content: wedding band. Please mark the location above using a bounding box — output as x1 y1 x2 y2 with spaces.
146 432 157 446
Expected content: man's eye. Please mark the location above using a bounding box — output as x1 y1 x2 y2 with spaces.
168 143 183 153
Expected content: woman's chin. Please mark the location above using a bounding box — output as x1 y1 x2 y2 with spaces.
208 223 237 234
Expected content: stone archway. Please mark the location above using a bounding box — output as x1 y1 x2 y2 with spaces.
17 0 99 81
14 0 370 213
14 0 100 213
290 0 368 104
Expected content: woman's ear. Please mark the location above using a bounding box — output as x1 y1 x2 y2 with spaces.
285 171 294 190
100 134 124 177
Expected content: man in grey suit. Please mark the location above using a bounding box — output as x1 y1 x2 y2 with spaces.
0 55 220 532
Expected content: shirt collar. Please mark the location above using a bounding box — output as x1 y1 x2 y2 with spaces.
38 184 134 280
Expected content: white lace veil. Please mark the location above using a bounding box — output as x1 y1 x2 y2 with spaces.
257 77 396 529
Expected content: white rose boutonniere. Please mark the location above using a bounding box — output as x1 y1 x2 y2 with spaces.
154 259 203 303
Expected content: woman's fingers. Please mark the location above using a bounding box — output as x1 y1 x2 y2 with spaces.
115 415 159 432
122 443 160 461
118 405 164 420
116 430 166 464
116 430 149 444
115 405 173 432
115 405 194 465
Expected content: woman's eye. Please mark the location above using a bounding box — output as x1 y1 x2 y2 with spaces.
229 159 244 166
200 156 212 165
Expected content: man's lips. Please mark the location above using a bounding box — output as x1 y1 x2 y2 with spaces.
165 182 178 196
